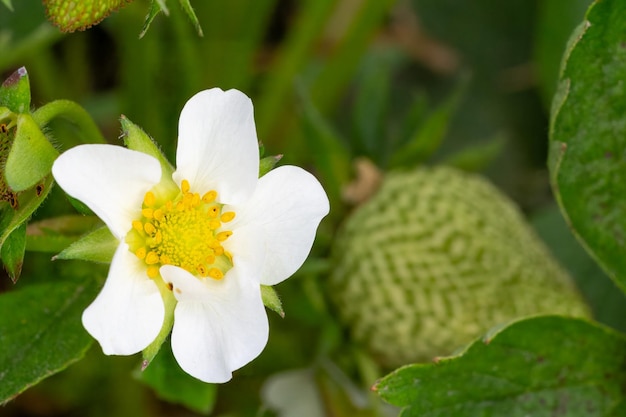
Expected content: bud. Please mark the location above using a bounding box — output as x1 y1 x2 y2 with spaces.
329 166 589 367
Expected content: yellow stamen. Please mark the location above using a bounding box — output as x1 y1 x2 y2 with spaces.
209 268 224 280
146 251 160 265
220 211 236 222
127 185 235 280
135 247 147 260
147 266 160 278
132 220 144 233
144 222 156 235
181 179 190 194
142 208 154 219
143 192 156 207
208 206 219 218
217 231 232 242
202 191 217 203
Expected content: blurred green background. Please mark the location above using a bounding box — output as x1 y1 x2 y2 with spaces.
2 0 624 416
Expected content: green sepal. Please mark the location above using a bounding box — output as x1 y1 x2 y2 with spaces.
54 226 118 264
5 114 58 192
26 215 103 253
141 278 176 366
389 78 466 169
259 155 283 178
261 285 284 318
0 67 30 114
178 0 203 36
443 134 506 172
120 115 177 195
1 223 25 282
140 0 167 39
1 0 13 11
137 342 216 414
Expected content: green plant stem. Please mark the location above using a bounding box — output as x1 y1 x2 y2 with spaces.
32 99 106 144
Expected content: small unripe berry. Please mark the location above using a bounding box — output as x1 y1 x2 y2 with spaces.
330 166 589 367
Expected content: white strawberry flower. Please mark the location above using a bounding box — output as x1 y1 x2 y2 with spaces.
52 88 329 383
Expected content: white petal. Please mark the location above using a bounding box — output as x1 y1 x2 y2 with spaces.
161 265 269 383
173 88 259 205
82 244 164 355
223 223 267 285
226 166 329 286
52 144 161 238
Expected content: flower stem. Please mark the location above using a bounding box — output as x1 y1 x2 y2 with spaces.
32 99 107 144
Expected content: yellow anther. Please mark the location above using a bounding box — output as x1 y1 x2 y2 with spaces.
191 193 201 207
217 231 233 242
225 251 233 262
135 247 147 260
142 208 154 219
202 190 217 203
197 264 209 277
209 268 224 280
147 266 160 278
152 231 163 245
132 220 144 232
181 179 190 194
144 222 156 235
146 251 160 265
208 206 219 218
143 192 156 207
220 211 236 222
128 181 235 282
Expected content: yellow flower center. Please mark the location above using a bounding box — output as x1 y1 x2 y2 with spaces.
126 179 235 280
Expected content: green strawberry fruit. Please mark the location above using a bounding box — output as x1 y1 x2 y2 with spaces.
329 166 590 367
43 0 131 32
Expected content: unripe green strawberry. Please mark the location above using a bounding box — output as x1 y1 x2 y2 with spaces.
43 0 131 32
329 166 589 368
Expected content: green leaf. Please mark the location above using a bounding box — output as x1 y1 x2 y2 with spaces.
5 114 58 192
442 134 506 172
298 84 351 204
389 82 464 169
548 0 626 293
0 280 100 404
54 226 118 264
374 316 626 416
534 0 592 106
178 0 203 37
138 342 216 414
1 222 25 282
0 67 30 113
352 49 392 160
532 205 626 332
0 175 54 255
1 0 13 11
261 285 284 318
26 215 103 253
